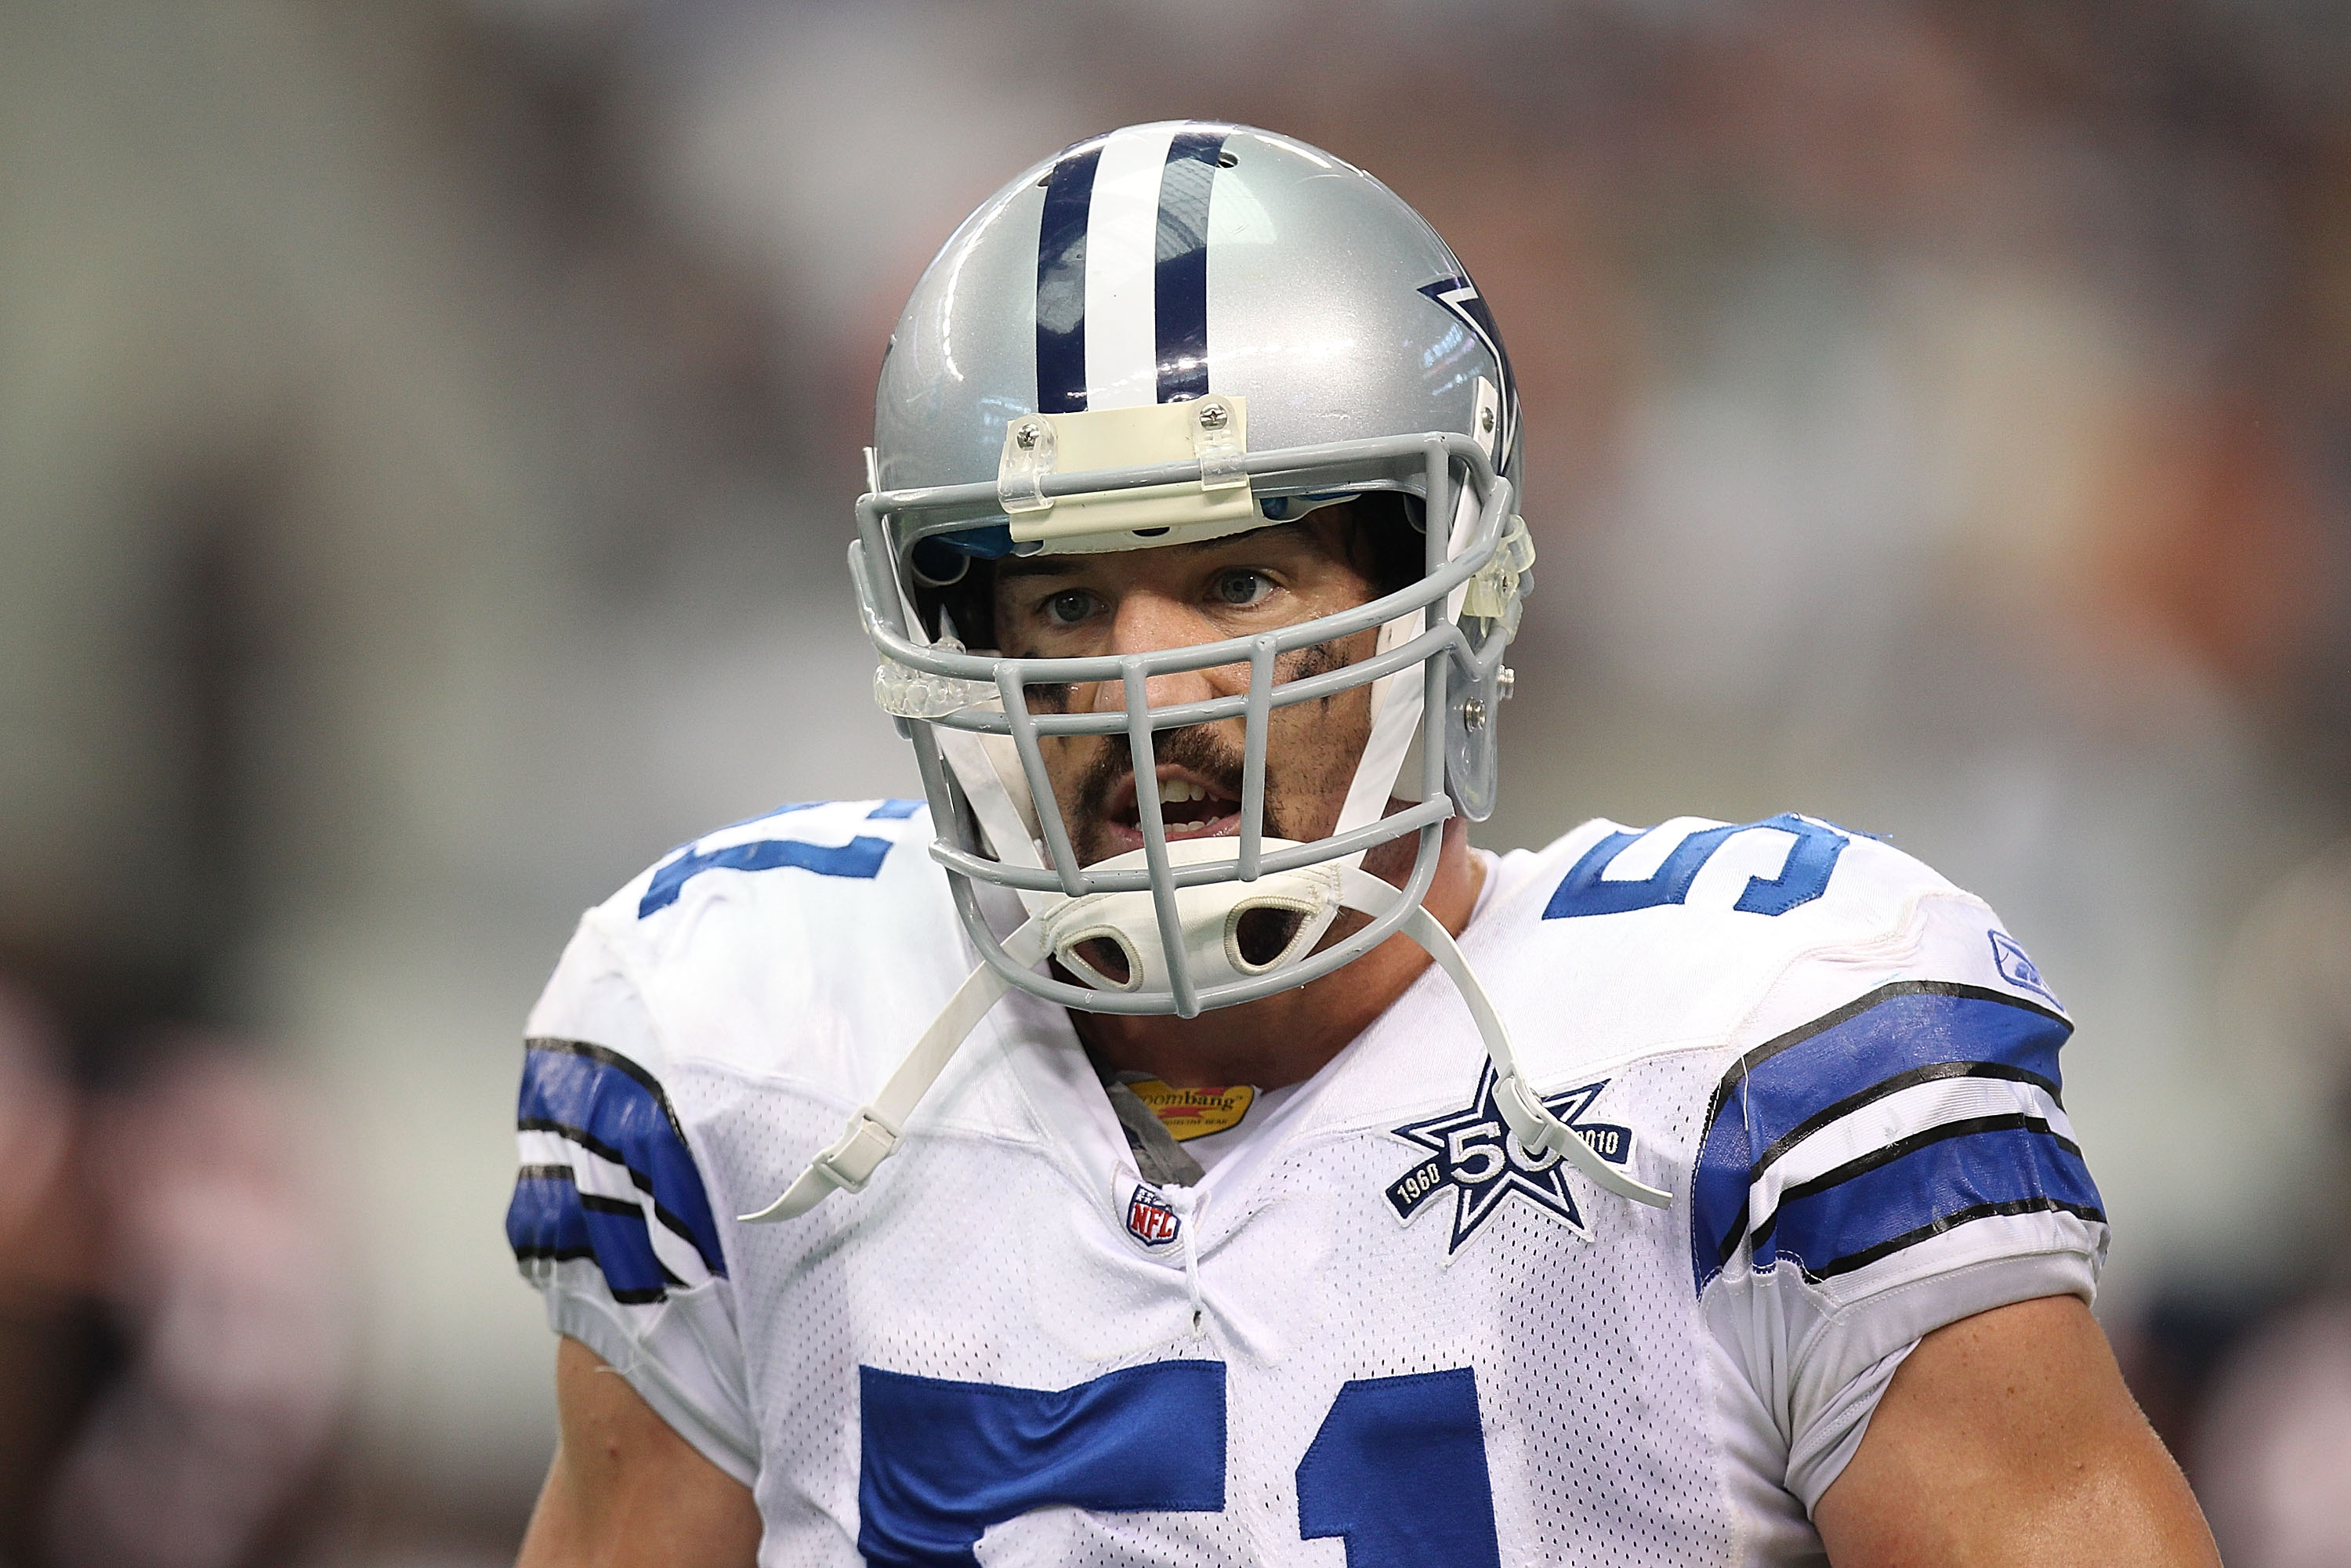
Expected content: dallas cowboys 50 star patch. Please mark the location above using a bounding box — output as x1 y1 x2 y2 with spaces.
1386 1063 1638 1253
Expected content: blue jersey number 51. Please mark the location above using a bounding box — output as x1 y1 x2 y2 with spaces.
858 1360 1500 1566
1543 812 1849 921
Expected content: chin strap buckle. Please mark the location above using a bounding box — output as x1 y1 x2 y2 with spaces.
813 1107 903 1190
741 1107 902 1223
1491 1070 1582 1163
737 921 1045 1224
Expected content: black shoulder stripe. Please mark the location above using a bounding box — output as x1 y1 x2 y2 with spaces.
518 1115 633 1174
1697 980 2070 1155
1802 1197 2107 1283
647 1200 708 1253
525 1035 689 1145
1747 1113 2081 1256
517 1121 712 1257
578 1192 645 1218
512 1242 595 1265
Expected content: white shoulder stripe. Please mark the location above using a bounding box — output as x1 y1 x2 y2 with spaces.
1747 1074 2074 1235
1084 125 1178 410
518 1128 715 1291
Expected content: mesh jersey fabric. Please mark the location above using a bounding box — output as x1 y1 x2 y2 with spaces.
507 801 2104 1564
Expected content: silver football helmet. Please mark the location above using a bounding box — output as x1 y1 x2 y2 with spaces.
748 121 1668 1222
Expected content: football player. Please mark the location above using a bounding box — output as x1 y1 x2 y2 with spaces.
507 123 2217 1565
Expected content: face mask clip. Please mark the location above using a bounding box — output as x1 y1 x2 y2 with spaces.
995 398 1261 552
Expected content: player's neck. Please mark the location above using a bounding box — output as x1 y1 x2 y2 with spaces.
1068 815 1487 1094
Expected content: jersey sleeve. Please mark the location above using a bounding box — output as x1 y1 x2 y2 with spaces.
505 913 759 1485
1692 900 2106 1512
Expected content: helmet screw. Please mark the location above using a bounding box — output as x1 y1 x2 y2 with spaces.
1014 423 1039 450
1497 666 1516 701
1197 403 1229 431
1462 697 1488 733
1480 407 1495 433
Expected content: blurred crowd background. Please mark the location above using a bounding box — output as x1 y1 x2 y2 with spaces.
5 1 2350 1562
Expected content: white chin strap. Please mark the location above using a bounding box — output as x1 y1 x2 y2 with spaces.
739 849 1672 1223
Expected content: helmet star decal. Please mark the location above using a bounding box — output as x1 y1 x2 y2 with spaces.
1417 275 1518 465
1386 1064 1638 1253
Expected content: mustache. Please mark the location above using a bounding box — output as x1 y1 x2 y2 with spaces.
1073 724 1247 827
1044 636 1360 856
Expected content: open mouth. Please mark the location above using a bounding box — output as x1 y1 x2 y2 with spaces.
1103 766 1243 853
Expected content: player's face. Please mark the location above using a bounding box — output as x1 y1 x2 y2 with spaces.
991 505 1387 867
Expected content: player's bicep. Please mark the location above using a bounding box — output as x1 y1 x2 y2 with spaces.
1697 973 2117 1508
518 1336 761 1568
1813 1295 2218 1568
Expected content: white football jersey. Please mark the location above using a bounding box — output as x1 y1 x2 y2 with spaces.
509 800 2104 1566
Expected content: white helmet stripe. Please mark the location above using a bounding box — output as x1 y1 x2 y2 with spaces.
1081 125 1179 410
1034 125 1230 416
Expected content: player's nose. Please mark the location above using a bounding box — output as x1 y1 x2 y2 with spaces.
1100 591 1233 711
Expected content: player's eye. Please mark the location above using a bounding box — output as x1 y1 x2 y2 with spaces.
1212 570 1274 609
1041 588 1096 627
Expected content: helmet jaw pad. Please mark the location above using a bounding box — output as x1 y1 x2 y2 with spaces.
1037 838 1344 1001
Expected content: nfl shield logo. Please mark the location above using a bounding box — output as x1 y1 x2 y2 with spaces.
1126 1184 1181 1248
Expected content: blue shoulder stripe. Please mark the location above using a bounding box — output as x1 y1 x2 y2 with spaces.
513 1039 726 1279
506 1164 590 1262
1691 981 2078 1294
1758 1120 2103 1282
505 1167 679 1304
639 833 893 917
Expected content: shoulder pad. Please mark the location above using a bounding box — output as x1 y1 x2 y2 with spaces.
573 798 973 1093
1480 815 2056 1077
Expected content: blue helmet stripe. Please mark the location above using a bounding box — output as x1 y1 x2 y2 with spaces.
1034 144 1102 414
1153 129 1226 403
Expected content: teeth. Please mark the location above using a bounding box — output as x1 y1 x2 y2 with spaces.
1155 777 1208 805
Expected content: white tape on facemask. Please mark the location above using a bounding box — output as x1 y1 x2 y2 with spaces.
1331 608 1429 852
934 722 1052 914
